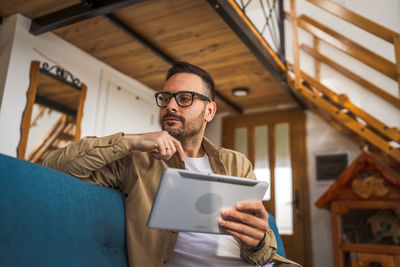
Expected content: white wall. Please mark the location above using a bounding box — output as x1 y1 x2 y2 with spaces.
0 14 156 157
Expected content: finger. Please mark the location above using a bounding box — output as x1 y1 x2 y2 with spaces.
221 208 269 231
172 138 185 161
236 201 268 219
225 229 259 248
158 142 167 158
163 142 176 160
218 217 265 241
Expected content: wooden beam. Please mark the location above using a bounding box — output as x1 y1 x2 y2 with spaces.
301 44 400 109
290 0 301 89
104 14 175 65
267 123 276 216
301 71 400 144
394 34 400 97
298 15 397 81
311 106 366 147
210 0 286 72
104 13 243 114
297 84 400 161
306 0 398 44
313 37 321 81
30 0 146 35
206 0 307 110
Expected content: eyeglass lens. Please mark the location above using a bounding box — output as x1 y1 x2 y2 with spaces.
157 92 193 107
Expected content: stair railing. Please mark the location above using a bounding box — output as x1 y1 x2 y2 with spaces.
287 0 400 164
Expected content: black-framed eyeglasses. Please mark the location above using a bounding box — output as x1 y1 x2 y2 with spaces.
155 91 212 108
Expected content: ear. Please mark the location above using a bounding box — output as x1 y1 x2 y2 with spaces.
205 101 217 123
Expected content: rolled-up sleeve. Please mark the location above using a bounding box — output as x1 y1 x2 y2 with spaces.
240 227 277 265
43 132 130 189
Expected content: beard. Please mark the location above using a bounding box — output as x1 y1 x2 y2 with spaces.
160 109 206 141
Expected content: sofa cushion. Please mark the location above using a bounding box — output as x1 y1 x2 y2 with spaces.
0 154 128 267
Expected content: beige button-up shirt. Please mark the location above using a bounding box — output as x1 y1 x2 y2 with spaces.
43 133 299 267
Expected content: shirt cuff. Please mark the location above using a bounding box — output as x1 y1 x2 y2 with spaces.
240 227 277 265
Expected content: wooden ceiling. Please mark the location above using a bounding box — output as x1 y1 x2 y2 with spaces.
0 0 297 113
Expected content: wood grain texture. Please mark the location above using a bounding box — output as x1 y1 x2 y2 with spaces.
17 61 40 159
290 0 301 89
223 109 311 266
301 44 400 109
313 37 320 81
315 151 400 209
306 0 398 43
297 84 400 161
394 34 400 97
298 15 397 81
301 71 400 143
0 0 80 18
52 0 295 112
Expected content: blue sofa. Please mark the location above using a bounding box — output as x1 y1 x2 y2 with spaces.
0 153 285 266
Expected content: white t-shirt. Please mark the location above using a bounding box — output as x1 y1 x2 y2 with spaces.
170 154 274 267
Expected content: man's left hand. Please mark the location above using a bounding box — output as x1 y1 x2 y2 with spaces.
218 201 269 249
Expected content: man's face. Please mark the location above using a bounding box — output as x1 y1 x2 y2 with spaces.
159 73 211 141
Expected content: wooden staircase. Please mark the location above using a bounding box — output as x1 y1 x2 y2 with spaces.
286 0 400 171
27 112 76 164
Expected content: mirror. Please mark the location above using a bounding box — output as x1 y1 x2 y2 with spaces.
17 61 87 164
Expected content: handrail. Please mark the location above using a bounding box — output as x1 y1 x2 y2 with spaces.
297 15 397 81
285 0 400 165
300 44 400 109
306 0 399 44
297 82 400 161
301 71 400 143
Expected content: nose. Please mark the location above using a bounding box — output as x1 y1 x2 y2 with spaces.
165 95 178 112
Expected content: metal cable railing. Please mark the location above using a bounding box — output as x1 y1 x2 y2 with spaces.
234 0 285 63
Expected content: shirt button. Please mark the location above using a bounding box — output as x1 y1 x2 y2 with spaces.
112 149 117 154
108 140 112 144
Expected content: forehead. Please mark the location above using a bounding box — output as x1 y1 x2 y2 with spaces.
163 73 205 93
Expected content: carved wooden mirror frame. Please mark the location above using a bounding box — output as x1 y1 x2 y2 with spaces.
17 61 87 162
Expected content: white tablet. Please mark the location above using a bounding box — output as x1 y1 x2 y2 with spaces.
147 168 269 234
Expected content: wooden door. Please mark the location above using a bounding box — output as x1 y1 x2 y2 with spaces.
222 109 312 266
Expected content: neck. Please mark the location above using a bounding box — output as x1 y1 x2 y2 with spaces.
181 131 205 158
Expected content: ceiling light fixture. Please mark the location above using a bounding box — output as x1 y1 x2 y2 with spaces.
232 87 249 97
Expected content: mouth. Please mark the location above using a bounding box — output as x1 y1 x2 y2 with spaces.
164 117 181 123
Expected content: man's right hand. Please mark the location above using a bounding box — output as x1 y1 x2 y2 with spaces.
121 131 185 161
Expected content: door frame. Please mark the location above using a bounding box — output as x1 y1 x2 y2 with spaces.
222 108 312 267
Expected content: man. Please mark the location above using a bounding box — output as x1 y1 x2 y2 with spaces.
43 62 298 267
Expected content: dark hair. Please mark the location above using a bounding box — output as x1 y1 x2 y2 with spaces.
166 62 215 101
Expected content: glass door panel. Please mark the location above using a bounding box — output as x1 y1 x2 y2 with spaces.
254 125 271 200
234 127 248 157
274 123 293 235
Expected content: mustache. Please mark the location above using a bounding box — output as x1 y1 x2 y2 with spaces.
162 111 185 123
